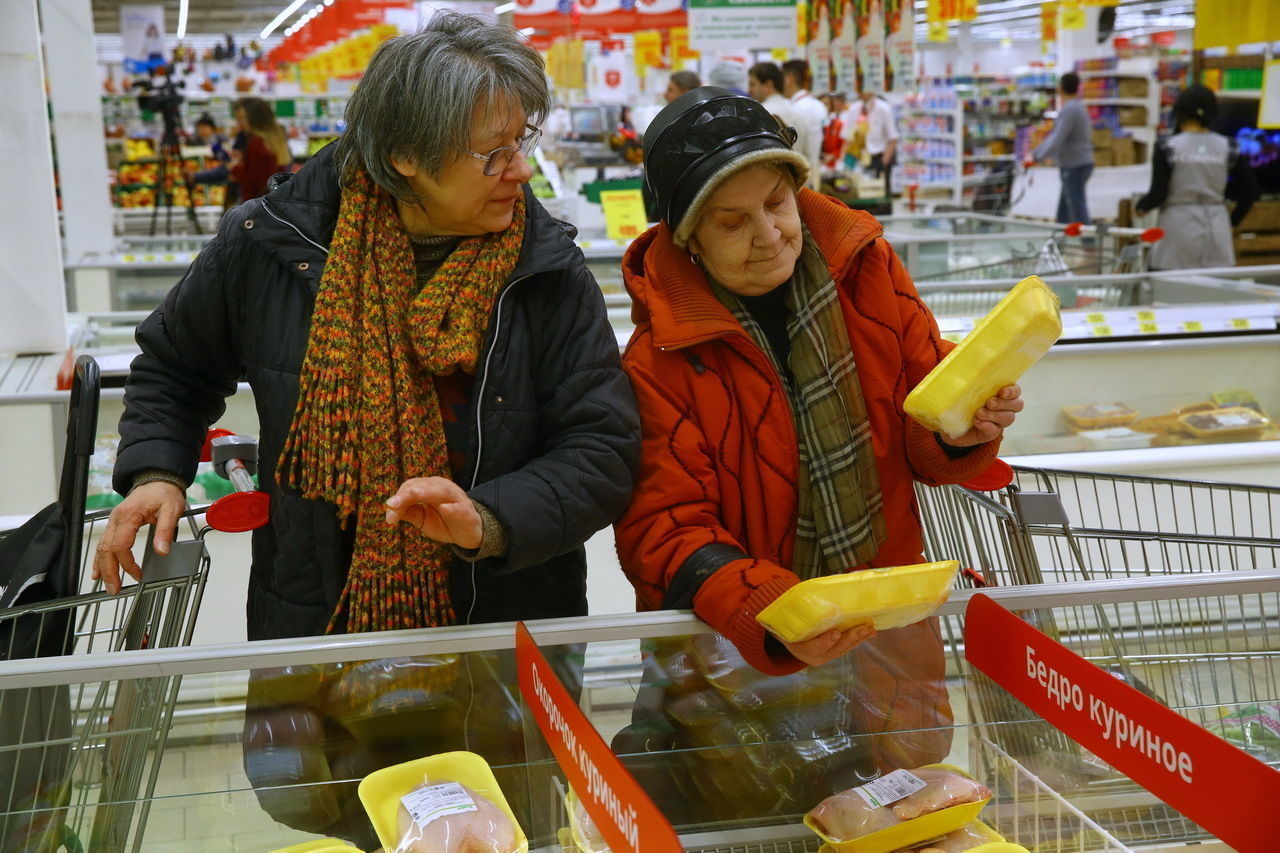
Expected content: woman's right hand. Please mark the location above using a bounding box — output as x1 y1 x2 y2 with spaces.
92 481 186 594
778 624 877 667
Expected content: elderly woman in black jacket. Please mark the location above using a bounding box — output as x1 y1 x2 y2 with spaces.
95 13 640 639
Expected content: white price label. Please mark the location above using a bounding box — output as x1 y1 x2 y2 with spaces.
852 770 928 809
400 782 477 829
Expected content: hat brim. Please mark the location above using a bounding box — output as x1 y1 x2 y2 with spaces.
671 146 811 247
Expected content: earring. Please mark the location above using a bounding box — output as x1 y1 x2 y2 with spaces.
690 253 702 266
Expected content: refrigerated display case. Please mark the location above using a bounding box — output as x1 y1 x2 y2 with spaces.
0 565 1273 852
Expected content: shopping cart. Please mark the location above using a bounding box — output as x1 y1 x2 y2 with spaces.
0 361 270 852
922 466 1280 847
916 223 1165 284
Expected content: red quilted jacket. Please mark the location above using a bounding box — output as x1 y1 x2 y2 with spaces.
615 189 1002 677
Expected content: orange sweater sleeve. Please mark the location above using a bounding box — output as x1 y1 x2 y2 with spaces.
613 334 804 676
880 239 1003 486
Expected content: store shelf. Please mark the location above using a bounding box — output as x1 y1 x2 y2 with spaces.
1217 89 1263 99
964 154 1017 161
1084 97 1150 107
905 107 960 117
1077 70 1149 79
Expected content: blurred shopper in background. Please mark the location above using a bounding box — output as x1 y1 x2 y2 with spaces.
707 58 750 97
748 61 800 140
845 88 899 191
782 59 826 190
664 69 702 103
1032 71 1094 224
229 96 292 200
1136 85 1259 269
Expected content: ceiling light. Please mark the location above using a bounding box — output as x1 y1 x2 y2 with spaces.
177 0 188 39
313 4 323 12
324 0 334 5
495 2 516 12
262 0 310 38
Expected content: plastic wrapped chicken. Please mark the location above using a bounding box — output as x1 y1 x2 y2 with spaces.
807 767 992 843
393 782 517 853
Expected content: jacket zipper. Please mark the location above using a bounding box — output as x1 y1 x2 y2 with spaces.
260 199 331 256
470 274 533 491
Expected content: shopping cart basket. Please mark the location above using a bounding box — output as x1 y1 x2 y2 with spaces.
916 223 1165 284
0 363 270 851
923 466 1280 845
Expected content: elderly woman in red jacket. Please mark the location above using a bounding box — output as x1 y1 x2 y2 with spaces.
613 89 1022 790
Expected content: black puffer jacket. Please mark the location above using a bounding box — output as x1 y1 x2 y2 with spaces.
115 146 641 640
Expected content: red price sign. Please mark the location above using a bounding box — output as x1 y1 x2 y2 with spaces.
604 69 622 87
516 623 682 853
965 594 1280 853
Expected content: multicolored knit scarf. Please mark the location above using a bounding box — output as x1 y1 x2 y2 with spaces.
279 168 526 633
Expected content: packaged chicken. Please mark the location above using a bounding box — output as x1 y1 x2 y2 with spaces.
904 276 1061 439
1061 402 1138 431
756 562 959 644
1178 407 1272 440
358 751 526 853
564 787 611 853
805 766 992 852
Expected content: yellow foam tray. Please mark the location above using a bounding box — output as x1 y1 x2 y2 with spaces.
564 787 609 853
267 841 364 853
756 561 959 644
817 819 1025 853
357 750 528 853
905 275 1061 439
805 764 991 853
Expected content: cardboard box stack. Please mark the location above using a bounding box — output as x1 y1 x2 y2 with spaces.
1233 200 1280 266
1090 128 1146 167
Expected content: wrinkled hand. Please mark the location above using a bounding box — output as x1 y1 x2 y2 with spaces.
942 384 1025 448
92 481 186 595
385 477 482 550
778 624 877 668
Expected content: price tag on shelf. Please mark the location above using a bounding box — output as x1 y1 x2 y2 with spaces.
162 253 176 262
122 254 136 263
1182 320 1204 332
1092 325 1112 337
1230 318 1252 330
142 254 155 262
1086 312 1106 324
599 189 647 242
1136 310 1155 322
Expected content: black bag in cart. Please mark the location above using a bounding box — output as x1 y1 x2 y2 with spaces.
0 355 99 853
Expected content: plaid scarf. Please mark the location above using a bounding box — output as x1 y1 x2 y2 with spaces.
279 169 526 632
714 231 886 579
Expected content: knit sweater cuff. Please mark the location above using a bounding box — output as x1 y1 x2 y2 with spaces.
130 468 189 495
451 499 508 562
907 419 1002 485
717 575 806 677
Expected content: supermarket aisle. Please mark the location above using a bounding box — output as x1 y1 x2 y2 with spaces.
1010 164 1151 222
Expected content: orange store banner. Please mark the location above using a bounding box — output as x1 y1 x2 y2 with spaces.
516 623 683 853
965 594 1280 853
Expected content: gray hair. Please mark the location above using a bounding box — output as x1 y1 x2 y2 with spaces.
334 12 549 204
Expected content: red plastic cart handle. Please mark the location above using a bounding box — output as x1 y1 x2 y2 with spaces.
961 459 1015 492
201 428 236 462
1141 227 1165 243
1063 222 1085 237
206 491 271 533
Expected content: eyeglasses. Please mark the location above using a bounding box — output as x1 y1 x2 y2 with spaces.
469 125 542 177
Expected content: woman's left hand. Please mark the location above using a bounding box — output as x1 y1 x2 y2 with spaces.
385 477 483 550
941 384 1025 448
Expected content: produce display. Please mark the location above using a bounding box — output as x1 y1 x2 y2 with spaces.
756 561 960 644
905 276 1062 439
805 766 993 851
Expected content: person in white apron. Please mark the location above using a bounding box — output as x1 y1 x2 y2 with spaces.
1136 85 1260 270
